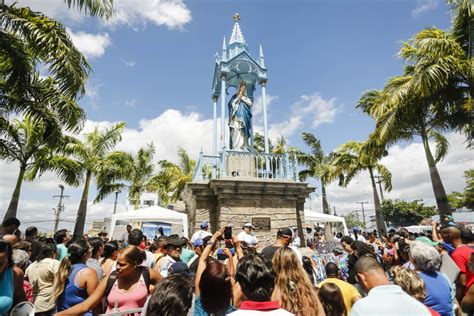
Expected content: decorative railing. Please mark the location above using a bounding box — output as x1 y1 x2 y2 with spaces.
192 148 299 181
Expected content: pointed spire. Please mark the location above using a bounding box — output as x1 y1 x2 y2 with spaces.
229 13 246 45
259 44 265 68
221 37 227 60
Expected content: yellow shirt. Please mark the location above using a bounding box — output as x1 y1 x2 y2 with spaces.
318 277 361 313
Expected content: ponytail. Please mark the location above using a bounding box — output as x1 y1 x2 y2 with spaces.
51 256 72 302
51 239 90 302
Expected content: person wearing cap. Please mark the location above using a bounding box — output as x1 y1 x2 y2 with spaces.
410 240 454 316
237 223 259 248
159 235 186 277
191 221 213 244
168 261 195 278
261 227 294 261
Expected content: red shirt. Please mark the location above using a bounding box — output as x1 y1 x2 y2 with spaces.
239 301 281 311
451 245 474 292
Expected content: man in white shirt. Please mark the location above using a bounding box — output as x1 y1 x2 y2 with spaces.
350 256 431 316
237 223 258 248
191 221 212 243
159 235 186 277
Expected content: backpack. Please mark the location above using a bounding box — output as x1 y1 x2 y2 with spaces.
104 266 151 301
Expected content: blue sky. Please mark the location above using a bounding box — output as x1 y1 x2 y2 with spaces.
1 0 472 232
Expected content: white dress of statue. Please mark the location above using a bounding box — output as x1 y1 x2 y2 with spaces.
228 82 252 151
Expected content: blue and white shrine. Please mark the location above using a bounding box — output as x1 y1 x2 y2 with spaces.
193 14 298 181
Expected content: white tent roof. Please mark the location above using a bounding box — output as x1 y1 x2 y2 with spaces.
304 210 349 235
108 206 188 239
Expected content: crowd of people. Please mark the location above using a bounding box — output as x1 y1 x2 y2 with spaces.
0 216 473 316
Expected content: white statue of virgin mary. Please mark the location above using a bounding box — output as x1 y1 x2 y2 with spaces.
228 82 252 151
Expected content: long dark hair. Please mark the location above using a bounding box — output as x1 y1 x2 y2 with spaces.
0 240 13 270
52 239 90 301
102 241 119 259
302 256 315 285
199 260 232 314
318 282 347 316
351 240 376 258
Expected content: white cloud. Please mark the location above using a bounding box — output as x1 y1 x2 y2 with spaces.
412 0 440 17
108 0 192 30
253 94 277 117
260 93 339 142
12 0 192 30
121 59 136 67
309 132 473 225
84 81 104 110
67 29 111 59
125 99 137 108
293 94 339 128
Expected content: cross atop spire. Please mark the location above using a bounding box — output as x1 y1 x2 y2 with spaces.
229 13 246 46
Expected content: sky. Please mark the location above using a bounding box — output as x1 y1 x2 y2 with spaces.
1 0 473 232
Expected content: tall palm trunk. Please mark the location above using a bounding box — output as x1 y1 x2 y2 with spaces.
4 165 26 222
420 132 451 222
321 181 329 214
73 171 91 239
134 191 139 210
321 181 333 241
368 167 386 232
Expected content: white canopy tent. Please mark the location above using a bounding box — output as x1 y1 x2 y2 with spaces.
304 210 349 235
108 206 188 240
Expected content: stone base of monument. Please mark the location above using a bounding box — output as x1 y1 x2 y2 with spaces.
183 178 313 248
226 155 256 177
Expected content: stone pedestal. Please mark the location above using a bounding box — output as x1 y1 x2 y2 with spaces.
226 155 256 177
183 178 313 248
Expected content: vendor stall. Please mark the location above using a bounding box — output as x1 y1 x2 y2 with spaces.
108 206 188 240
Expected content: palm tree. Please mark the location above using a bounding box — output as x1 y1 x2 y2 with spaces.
65 122 130 239
330 141 392 232
1 116 81 221
359 83 453 221
0 0 113 135
298 133 333 215
95 144 156 210
148 148 195 207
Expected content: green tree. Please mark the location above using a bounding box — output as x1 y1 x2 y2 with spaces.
447 169 474 210
1 116 81 221
65 122 130 239
148 147 195 207
298 132 334 215
0 0 113 135
94 143 155 210
343 213 365 230
381 199 437 227
330 141 392 232
359 83 454 222
448 191 465 209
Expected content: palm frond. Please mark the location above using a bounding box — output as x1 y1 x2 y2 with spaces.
63 0 114 19
429 131 450 163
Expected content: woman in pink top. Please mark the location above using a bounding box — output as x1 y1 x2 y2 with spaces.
56 246 161 315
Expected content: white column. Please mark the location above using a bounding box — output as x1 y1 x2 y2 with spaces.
212 97 218 156
220 77 226 150
261 80 269 154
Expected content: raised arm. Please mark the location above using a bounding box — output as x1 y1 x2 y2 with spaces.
195 227 224 296
231 235 244 261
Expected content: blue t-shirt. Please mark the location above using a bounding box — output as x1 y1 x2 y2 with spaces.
194 295 236 316
418 271 453 316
